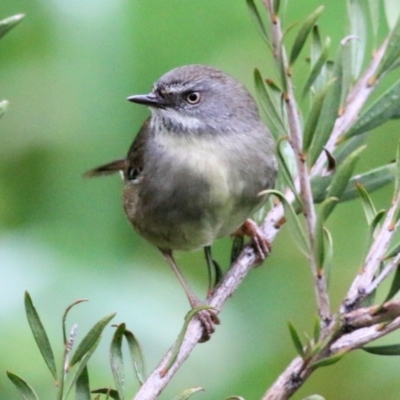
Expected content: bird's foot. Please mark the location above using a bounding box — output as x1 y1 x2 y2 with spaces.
234 219 271 263
197 307 220 343
189 299 220 343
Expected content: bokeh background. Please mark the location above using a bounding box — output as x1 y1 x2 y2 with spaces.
1 1 400 399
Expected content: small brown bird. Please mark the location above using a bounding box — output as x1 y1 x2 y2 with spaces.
86 65 277 341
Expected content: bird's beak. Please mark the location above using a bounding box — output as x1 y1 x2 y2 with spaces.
127 93 166 108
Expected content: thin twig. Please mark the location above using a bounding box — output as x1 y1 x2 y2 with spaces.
263 0 331 324
343 196 400 311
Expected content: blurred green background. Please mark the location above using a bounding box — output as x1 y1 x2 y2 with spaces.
1 1 400 399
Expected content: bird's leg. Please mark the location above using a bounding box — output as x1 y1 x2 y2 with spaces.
233 219 271 263
159 249 220 342
204 246 223 297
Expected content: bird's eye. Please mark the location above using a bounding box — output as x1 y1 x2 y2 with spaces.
185 91 201 104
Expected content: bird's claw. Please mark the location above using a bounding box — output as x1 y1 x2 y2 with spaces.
197 308 220 343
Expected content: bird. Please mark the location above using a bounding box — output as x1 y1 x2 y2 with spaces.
85 64 277 342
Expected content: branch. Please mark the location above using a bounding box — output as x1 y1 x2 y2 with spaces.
133 207 282 400
263 0 331 324
262 299 400 400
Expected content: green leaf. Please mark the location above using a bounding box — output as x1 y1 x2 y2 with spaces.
314 201 334 270
347 0 367 79
277 137 299 200
384 0 400 30
161 306 217 377
70 313 115 368
375 13 400 79
288 321 304 357
24 291 57 380
310 26 327 92
64 336 101 398
171 387 204 400
340 37 356 112
311 351 346 368
62 299 88 345
254 68 285 138
226 397 246 400
327 145 366 202
314 198 338 270
395 141 400 198
370 209 386 238
342 80 400 141
246 0 270 44
0 14 24 40
386 241 400 259
356 183 377 225
341 163 396 201
313 318 321 343
75 366 91 400
91 388 120 400
6 372 39 400
0 100 9 119
383 264 400 302
123 328 146 386
308 49 343 167
110 324 126 400
289 6 325 66
363 344 400 355
368 0 379 46
303 79 334 152
334 133 367 165
260 189 309 256
302 37 330 98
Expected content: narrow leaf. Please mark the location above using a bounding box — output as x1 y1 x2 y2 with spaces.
64 336 101 398
75 366 91 400
123 329 146 386
368 0 379 46
62 299 88 345
311 351 346 368
313 318 321 343
314 198 338 270
384 0 400 30
356 183 377 225
24 292 57 380
334 133 366 164
302 37 331 98
383 264 400 302
340 36 356 112
395 141 400 198
110 324 126 400
246 0 270 44
172 387 204 400
326 145 366 201
254 68 285 138
91 388 120 400
375 13 400 79
303 79 334 152
386 241 400 259
342 80 400 141
161 306 217 377
363 344 400 355
347 0 367 79
288 321 304 357
6 372 38 400
277 137 299 200
289 6 325 66
70 313 116 367
0 100 9 119
322 227 334 287
260 189 309 256
341 163 396 201
370 209 386 238
308 49 343 167
311 26 326 92
0 14 24 40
